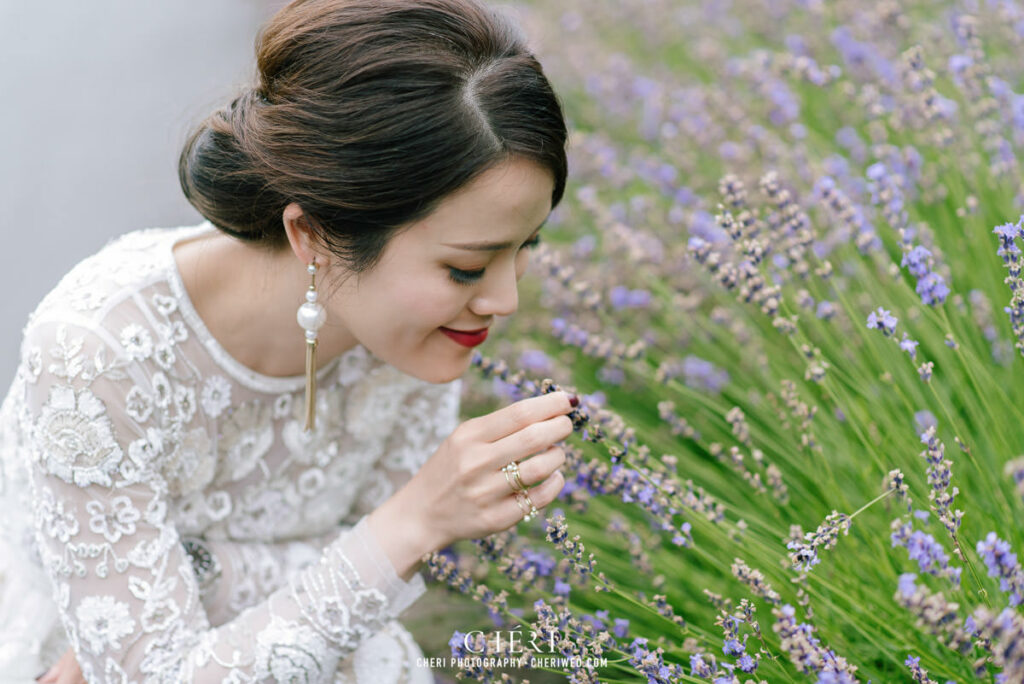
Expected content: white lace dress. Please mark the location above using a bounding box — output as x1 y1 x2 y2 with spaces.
0 221 462 683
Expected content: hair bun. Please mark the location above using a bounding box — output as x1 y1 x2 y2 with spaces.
178 89 285 244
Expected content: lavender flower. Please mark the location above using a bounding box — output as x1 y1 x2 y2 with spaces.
900 333 920 359
994 217 1024 357
867 307 898 336
919 427 963 541
772 604 859 679
976 532 1024 606
891 520 962 587
904 654 938 684
787 511 851 572
971 607 1024 681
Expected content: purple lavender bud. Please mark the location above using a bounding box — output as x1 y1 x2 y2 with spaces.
915 272 950 306
901 246 933 278
977 532 1024 606
517 350 553 374
994 223 1022 262
572 234 597 259
867 307 898 336
900 333 920 359
449 631 472 658
520 548 556 577
691 653 715 678
948 54 973 87
898 573 918 598
683 355 730 394
866 162 887 181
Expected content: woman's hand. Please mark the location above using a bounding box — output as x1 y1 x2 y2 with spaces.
401 390 577 550
36 647 85 684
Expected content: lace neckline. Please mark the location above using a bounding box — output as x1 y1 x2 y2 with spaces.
164 222 351 394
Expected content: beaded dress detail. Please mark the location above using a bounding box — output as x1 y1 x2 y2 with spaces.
0 222 461 683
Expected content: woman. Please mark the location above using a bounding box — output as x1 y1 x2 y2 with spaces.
0 0 575 681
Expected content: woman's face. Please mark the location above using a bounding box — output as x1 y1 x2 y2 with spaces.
323 156 555 383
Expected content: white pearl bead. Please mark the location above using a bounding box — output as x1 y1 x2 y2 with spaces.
297 302 326 331
305 289 317 303
307 263 317 274
305 330 318 341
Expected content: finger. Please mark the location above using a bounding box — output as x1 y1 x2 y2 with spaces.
472 391 575 443
490 412 573 466
526 467 566 509
493 445 564 496
500 468 565 528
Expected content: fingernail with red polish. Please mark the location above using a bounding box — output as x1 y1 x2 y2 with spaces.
569 394 579 407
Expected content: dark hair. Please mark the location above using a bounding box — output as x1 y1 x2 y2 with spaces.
178 0 567 281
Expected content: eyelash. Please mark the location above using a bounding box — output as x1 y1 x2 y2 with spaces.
447 235 543 285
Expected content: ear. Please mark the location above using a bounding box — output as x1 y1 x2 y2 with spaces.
282 203 329 268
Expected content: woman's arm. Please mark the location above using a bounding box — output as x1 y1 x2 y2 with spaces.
182 527 343 627
22 320 440 682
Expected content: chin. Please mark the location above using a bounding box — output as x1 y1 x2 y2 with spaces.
394 352 467 385
417 363 467 385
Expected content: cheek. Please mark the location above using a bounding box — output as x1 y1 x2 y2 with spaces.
401 274 464 324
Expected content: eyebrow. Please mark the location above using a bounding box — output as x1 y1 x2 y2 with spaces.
442 222 546 251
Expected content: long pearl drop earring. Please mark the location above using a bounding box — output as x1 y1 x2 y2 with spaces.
297 258 326 432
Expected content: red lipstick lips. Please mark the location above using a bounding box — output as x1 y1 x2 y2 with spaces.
440 326 488 347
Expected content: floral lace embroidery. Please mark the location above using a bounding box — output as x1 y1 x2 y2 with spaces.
0 224 461 682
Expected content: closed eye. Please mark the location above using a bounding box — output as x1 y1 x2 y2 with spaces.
447 235 542 286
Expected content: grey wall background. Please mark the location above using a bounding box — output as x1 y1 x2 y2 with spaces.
0 1 288 389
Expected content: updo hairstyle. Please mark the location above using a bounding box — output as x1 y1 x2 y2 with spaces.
178 0 568 285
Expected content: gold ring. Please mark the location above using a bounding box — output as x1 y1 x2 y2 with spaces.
514 491 539 522
511 464 528 492
502 461 527 493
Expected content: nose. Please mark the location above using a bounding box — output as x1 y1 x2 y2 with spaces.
471 261 519 317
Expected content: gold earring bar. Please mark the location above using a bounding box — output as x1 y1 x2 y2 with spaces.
304 337 318 431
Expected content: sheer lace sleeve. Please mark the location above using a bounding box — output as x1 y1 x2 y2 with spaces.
20 321 429 683
185 527 343 628
346 376 463 520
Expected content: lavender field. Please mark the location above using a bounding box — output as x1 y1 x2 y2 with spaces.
419 1 1024 682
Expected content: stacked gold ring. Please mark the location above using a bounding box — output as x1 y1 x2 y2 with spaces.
514 491 539 522
501 460 528 493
